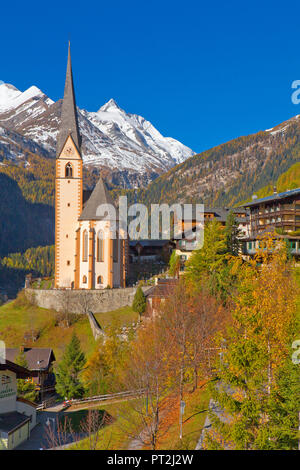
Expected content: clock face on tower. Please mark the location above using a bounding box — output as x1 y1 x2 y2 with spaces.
65 146 74 156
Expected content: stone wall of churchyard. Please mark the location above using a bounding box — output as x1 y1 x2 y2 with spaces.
24 286 150 314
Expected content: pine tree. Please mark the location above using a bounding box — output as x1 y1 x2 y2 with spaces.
185 220 235 301
55 333 86 399
132 286 146 320
224 210 241 256
256 356 300 449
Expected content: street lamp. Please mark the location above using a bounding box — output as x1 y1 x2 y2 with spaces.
179 400 186 440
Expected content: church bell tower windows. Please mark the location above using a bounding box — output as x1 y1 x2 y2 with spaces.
65 162 73 178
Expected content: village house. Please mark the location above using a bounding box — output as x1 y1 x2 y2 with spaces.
129 239 174 264
0 359 37 450
5 348 56 400
145 278 178 318
242 187 300 260
174 206 250 270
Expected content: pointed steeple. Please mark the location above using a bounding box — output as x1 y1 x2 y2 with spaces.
56 42 81 157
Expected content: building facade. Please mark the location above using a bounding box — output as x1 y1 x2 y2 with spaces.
174 206 249 269
242 188 300 259
0 360 37 450
55 44 128 289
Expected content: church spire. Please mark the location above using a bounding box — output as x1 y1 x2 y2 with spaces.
56 42 81 157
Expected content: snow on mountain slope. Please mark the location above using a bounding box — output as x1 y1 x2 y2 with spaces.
0 83 194 180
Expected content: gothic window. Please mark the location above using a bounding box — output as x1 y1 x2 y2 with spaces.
65 162 73 178
113 234 118 263
97 275 103 284
96 231 104 262
82 230 88 262
82 275 87 284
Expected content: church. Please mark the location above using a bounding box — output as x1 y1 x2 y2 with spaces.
55 44 128 289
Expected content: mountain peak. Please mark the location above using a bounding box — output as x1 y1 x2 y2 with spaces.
0 83 46 112
98 98 122 113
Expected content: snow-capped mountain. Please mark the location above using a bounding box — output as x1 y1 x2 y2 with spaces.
0 83 194 186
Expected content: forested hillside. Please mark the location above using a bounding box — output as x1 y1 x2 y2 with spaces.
117 116 300 208
241 162 300 203
0 172 54 256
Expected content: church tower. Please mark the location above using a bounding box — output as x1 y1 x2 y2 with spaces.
55 43 83 288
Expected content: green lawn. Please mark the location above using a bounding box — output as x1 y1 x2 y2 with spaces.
94 306 138 329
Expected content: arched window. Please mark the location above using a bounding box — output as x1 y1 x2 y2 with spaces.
96 231 104 262
97 275 103 284
65 162 73 178
82 275 87 284
113 234 118 263
82 230 88 262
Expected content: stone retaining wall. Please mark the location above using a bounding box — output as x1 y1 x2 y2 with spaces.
24 286 151 314
87 312 104 340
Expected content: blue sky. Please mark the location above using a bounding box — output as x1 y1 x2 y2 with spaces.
1 0 300 153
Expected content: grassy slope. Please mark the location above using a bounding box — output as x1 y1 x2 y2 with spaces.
0 297 137 362
94 306 138 329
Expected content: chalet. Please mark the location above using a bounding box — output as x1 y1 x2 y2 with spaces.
6 348 56 399
0 359 37 450
129 240 174 264
242 188 300 260
145 278 178 318
174 206 249 268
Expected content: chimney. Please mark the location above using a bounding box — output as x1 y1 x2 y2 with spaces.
273 186 278 195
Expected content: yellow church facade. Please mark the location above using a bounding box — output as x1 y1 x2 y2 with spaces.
55 45 127 289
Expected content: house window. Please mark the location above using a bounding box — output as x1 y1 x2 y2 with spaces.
65 162 73 178
83 275 87 284
97 231 104 262
82 230 88 262
97 275 103 284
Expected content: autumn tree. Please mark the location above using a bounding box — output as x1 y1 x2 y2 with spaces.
205 237 298 450
168 250 180 277
120 320 174 450
82 322 132 395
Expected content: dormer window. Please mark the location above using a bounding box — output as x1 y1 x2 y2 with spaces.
65 162 73 178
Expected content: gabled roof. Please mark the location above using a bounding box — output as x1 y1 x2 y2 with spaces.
243 188 300 208
79 177 117 221
56 42 81 158
5 348 55 371
0 359 32 379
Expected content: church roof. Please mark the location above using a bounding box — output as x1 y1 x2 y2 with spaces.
56 42 81 157
79 177 117 221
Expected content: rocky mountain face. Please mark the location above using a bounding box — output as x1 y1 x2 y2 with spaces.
131 115 300 208
0 83 194 188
